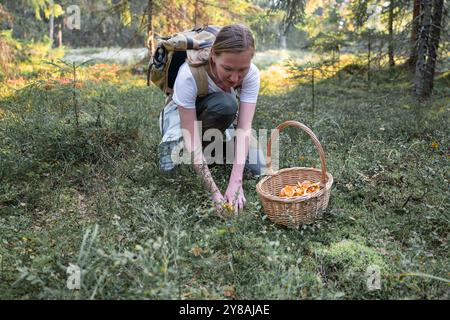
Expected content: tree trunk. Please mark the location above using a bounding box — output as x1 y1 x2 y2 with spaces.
413 0 432 101
422 0 444 98
388 0 395 67
311 67 315 113
280 35 287 49
408 0 421 71
367 31 371 84
337 48 341 80
377 41 382 85
49 12 54 48
279 24 286 49
194 0 199 26
55 10 63 48
146 0 154 58
57 22 62 47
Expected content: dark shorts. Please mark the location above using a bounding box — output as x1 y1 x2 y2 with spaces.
196 92 238 133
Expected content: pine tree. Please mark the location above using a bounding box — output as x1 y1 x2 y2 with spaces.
408 0 421 71
413 0 444 101
421 0 444 98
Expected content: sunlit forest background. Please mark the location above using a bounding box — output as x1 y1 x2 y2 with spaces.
1 0 449 97
0 0 449 300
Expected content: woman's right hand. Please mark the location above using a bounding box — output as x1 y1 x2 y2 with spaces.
212 191 233 219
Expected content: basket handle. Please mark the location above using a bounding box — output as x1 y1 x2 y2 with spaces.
266 121 328 187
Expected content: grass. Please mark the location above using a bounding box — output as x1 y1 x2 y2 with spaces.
0 50 449 299
253 49 318 70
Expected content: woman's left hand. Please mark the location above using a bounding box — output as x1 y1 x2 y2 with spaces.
224 180 246 214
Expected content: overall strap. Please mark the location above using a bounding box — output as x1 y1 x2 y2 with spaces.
189 64 208 99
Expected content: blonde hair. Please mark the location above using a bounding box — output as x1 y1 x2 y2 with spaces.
212 24 256 57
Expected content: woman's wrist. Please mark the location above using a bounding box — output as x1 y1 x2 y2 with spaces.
211 186 221 196
229 174 243 185
212 190 224 204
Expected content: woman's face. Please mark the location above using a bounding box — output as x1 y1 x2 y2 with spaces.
211 49 253 89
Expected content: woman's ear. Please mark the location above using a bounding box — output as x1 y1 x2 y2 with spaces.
210 49 216 63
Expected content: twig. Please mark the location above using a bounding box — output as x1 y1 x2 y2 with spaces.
400 272 450 284
402 190 427 208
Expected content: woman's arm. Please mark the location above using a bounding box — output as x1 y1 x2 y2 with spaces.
225 102 256 212
178 105 225 209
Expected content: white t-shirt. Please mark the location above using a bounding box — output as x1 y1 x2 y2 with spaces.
172 62 260 109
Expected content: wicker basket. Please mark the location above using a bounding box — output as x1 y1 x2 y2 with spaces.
256 121 333 228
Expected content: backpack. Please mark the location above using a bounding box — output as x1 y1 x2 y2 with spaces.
147 25 221 99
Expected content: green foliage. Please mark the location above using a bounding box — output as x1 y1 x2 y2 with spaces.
311 32 345 54
248 9 284 50
0 33 65 82
3 0 302 50
313 240 387 271
270 0 306 33
28 0 64 20
0 30 19 79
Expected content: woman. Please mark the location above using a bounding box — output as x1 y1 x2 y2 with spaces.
158 24 265 217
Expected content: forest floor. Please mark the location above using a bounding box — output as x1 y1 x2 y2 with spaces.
0 49 449 299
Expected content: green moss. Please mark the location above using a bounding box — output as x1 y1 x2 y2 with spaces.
311 240 389 274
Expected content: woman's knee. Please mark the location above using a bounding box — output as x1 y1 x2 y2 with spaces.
196 92 238 131
197 92 238 114
213 92 238 115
